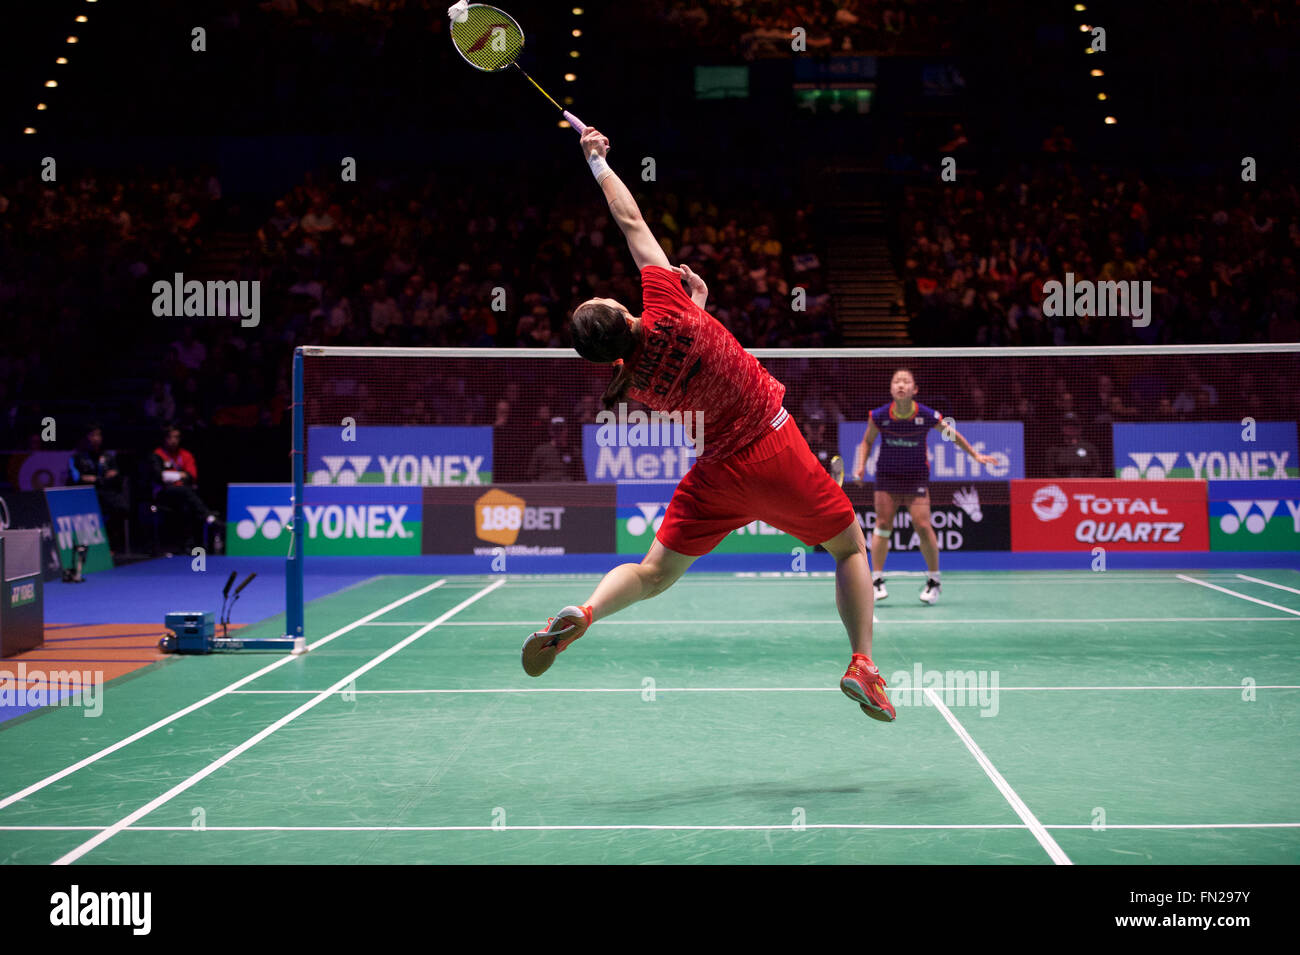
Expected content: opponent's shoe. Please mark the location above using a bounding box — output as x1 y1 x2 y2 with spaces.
840 654 895 722
919 578 941 605
873 576 888 601
521 604 592 677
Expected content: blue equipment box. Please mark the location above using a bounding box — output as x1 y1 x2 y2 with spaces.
165 611 216 654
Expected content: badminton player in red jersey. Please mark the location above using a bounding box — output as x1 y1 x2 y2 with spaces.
521 126 895 722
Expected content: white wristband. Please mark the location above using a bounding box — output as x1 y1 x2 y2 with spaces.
588 153 612 183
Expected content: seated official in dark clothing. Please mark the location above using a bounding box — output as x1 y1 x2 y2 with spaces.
151 426 219 551
70 424 129 555
1049 412 1103 478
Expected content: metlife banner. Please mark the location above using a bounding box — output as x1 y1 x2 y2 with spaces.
1208 480 1300 551
226 483 422 555
307 426 492 486
836 421 1024 481
582 423 697 483
1113 422 1298 480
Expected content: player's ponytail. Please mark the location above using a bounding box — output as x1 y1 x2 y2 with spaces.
571 301 640 409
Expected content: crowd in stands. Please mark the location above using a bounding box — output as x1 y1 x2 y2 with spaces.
895 144 1300 349
659 0 962 57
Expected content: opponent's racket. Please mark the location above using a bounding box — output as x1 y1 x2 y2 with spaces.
448 3 589 133
830 454 844 487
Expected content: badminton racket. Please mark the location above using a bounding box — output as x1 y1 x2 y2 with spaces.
448 3 589 133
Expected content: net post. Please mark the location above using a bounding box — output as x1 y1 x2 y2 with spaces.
285 346 306 648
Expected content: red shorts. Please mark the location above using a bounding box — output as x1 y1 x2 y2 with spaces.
655 414 857 557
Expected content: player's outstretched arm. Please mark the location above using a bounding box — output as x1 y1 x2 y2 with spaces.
853 420 879 481
579 126 670 271
936 420 999 466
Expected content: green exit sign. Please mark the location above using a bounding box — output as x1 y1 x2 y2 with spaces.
794 87 873 115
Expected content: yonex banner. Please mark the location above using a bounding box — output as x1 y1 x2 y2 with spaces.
1011 479 1208 551
1113 422 1298 480
42 486 112 574
847 483 1010 552
582 423 697 483
307 426 493 486
836 421 1024 481
423 483 614 556
227 483 422 555
1208 480 1300 551
615 481 800 554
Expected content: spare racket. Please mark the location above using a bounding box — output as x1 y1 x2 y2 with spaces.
448 3 589 132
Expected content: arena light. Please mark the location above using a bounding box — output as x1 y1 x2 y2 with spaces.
23 127 36 134
76 15 88 22
45 79 58 87
1074 3 1086 10
1079 24 1090 31
572 7 583 14
1090 68 1103 76
569 50 579 58
36 103 47 110
563 96 574 105
564 73 576 82
1097 92 1108 101
56 57 68 64
66 36 79 43
558 120 571 128
1104 116 1117 124
572 29 582 37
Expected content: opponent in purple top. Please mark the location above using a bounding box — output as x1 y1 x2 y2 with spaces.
870 399 944 490
853 368 997 607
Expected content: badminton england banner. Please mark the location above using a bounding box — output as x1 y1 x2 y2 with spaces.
42 486 112 574
1112 422 1298 480
837 421 1024 481
307 426 492 486
1011 479 1209 551
226 483 422 555
1208 480 1300 551
848 483 1010 552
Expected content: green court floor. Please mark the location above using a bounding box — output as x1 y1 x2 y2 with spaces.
2 570 1298 864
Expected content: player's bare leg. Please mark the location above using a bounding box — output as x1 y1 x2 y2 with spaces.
522 539 695 676
821 519 874 657
584 539 697 620
908 496 942 604
870 490 896 599
824 519 895 721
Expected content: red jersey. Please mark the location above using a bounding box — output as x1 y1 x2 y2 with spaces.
625 266 786 460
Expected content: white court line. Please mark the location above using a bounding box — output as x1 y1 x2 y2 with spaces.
0 579 451 814
227 684 1300 695
1176 575 1300 617
6 821 1300 833
381 616 1294 626
1237 574 1300 597
52 579 505 865
924 687 1072 866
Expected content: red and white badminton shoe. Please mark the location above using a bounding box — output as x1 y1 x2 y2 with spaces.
840 654 896 722
521 604 593 677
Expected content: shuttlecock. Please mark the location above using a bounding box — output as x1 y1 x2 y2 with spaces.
448 1 470 23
